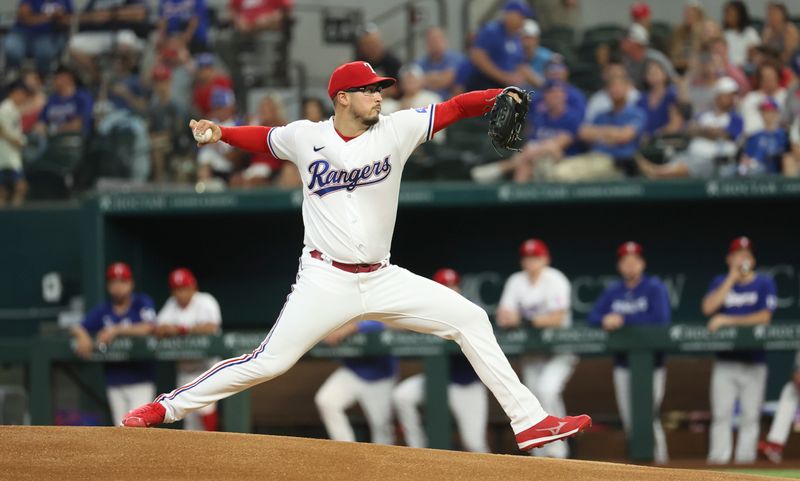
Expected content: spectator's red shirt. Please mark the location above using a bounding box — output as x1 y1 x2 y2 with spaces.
193 75 233 116
229 0 291 18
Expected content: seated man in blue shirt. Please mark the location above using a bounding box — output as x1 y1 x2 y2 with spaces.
588 241 670 464
70 262 157 425
471 79 582 183
551 74 646 181
416 26 464 100
4 0 73 75
541 57 586 120
737 98 789 176
465 0 530 91
315 320 397 445
33 65 93 139
703 236 777 465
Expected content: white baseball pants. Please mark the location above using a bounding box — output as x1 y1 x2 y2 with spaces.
177 367 218 431
613 366 669 463
708 360 767 464
314 366 396 444
107 382 156 426
766 381 799 446
521 354 577 458
155 253 548 441
392 373 490 452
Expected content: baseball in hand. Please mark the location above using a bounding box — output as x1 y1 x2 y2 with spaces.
194 128 213 143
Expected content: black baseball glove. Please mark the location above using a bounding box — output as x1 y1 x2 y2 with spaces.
487 86 532 152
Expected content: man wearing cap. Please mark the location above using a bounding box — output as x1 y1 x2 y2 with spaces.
703 237 777 464
542 56 586 118
621 24 676 91
519 19 553 89
466 0 530 91
471 79 582 183
192 53 233 118
496 239 577 458
630 2 652 31
737 98 789 176
393 268 490 453
588 242 670 463
155 268 222 431
196 87 242 187
637 76 744 179
70 262 157 425
124 60 592 454
0 80 31 207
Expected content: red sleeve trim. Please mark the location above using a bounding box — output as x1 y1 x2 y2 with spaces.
431 88 503 135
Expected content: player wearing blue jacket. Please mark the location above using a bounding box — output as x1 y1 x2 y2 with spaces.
588 241 670 463
703 236 777 465
315 320 397 445
70 262 156 425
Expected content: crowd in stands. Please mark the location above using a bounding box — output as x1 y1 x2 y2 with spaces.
1 0 800 206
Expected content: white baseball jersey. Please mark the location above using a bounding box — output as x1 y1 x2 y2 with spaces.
157 292 222 372
498 267 573 327
266 107 436 264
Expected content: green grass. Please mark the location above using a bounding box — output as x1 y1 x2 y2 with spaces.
726 470 800 479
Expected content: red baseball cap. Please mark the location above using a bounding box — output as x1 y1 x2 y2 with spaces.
169 268 197 290
433 268 461 287
327 61 396 100
630 2 651 20
106 262 132 281
729 236 754 254
520 239 550 258
617 241 643 259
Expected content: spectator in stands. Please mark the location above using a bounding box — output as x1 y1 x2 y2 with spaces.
192 53 233 118
157 38 194 115
788 116 800 176
4 0 72 76
681 46 724 117
381 65 441 115
466 0 529 91
230 92 288 188
196 87 242 188
70 262 157 425
496 238 576 459
155 268 222 431
416 26 463 100
585 61 640 123
34 66 93 138
630 2 652 31
542 57 586 119
315 320 397 445
588 241 670 464
356 27 402 99
148 65 187 182
741 62 787 135
736 98 789 176
0 80 31 207
669 2 721 74
762 2 799 65
20 70 46 134
759 353 800 463
68 0 147 84
548 75 645 181
519 19 552 89
471 80 582 183
704 236 777 465
157 0 210 53
784 54 800 126
622 24 677 91
638 77 742 179
301 97 326 122
636 60 683 139
708 37 750 94
722 1 760 68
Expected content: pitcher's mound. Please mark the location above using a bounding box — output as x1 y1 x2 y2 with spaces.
0 426 781 480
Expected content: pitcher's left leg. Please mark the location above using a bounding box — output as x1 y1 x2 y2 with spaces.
363 266 590 451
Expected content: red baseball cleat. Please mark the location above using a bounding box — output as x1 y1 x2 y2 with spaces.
758 440 784 464
515 414 592 451
122 402 166 428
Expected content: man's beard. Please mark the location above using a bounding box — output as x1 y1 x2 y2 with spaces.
355 108 380 127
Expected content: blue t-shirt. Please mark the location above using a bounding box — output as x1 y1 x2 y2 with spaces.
636 86 678 136
706 273 778 363
40 89 94 136
13 0 73 35
742 129 788 175
342 321 398 381
591 105 646 159
467 20 524 90
81 292 157 386
159 0 208 45
588 275 671 367
79 0 146 32
449 355 479 385
529 108 582 156
527 46 553 78
416 50 464 99
564 84 587 121
109 74 146 112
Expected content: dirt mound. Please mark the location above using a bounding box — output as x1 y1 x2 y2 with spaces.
0 426 783 481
